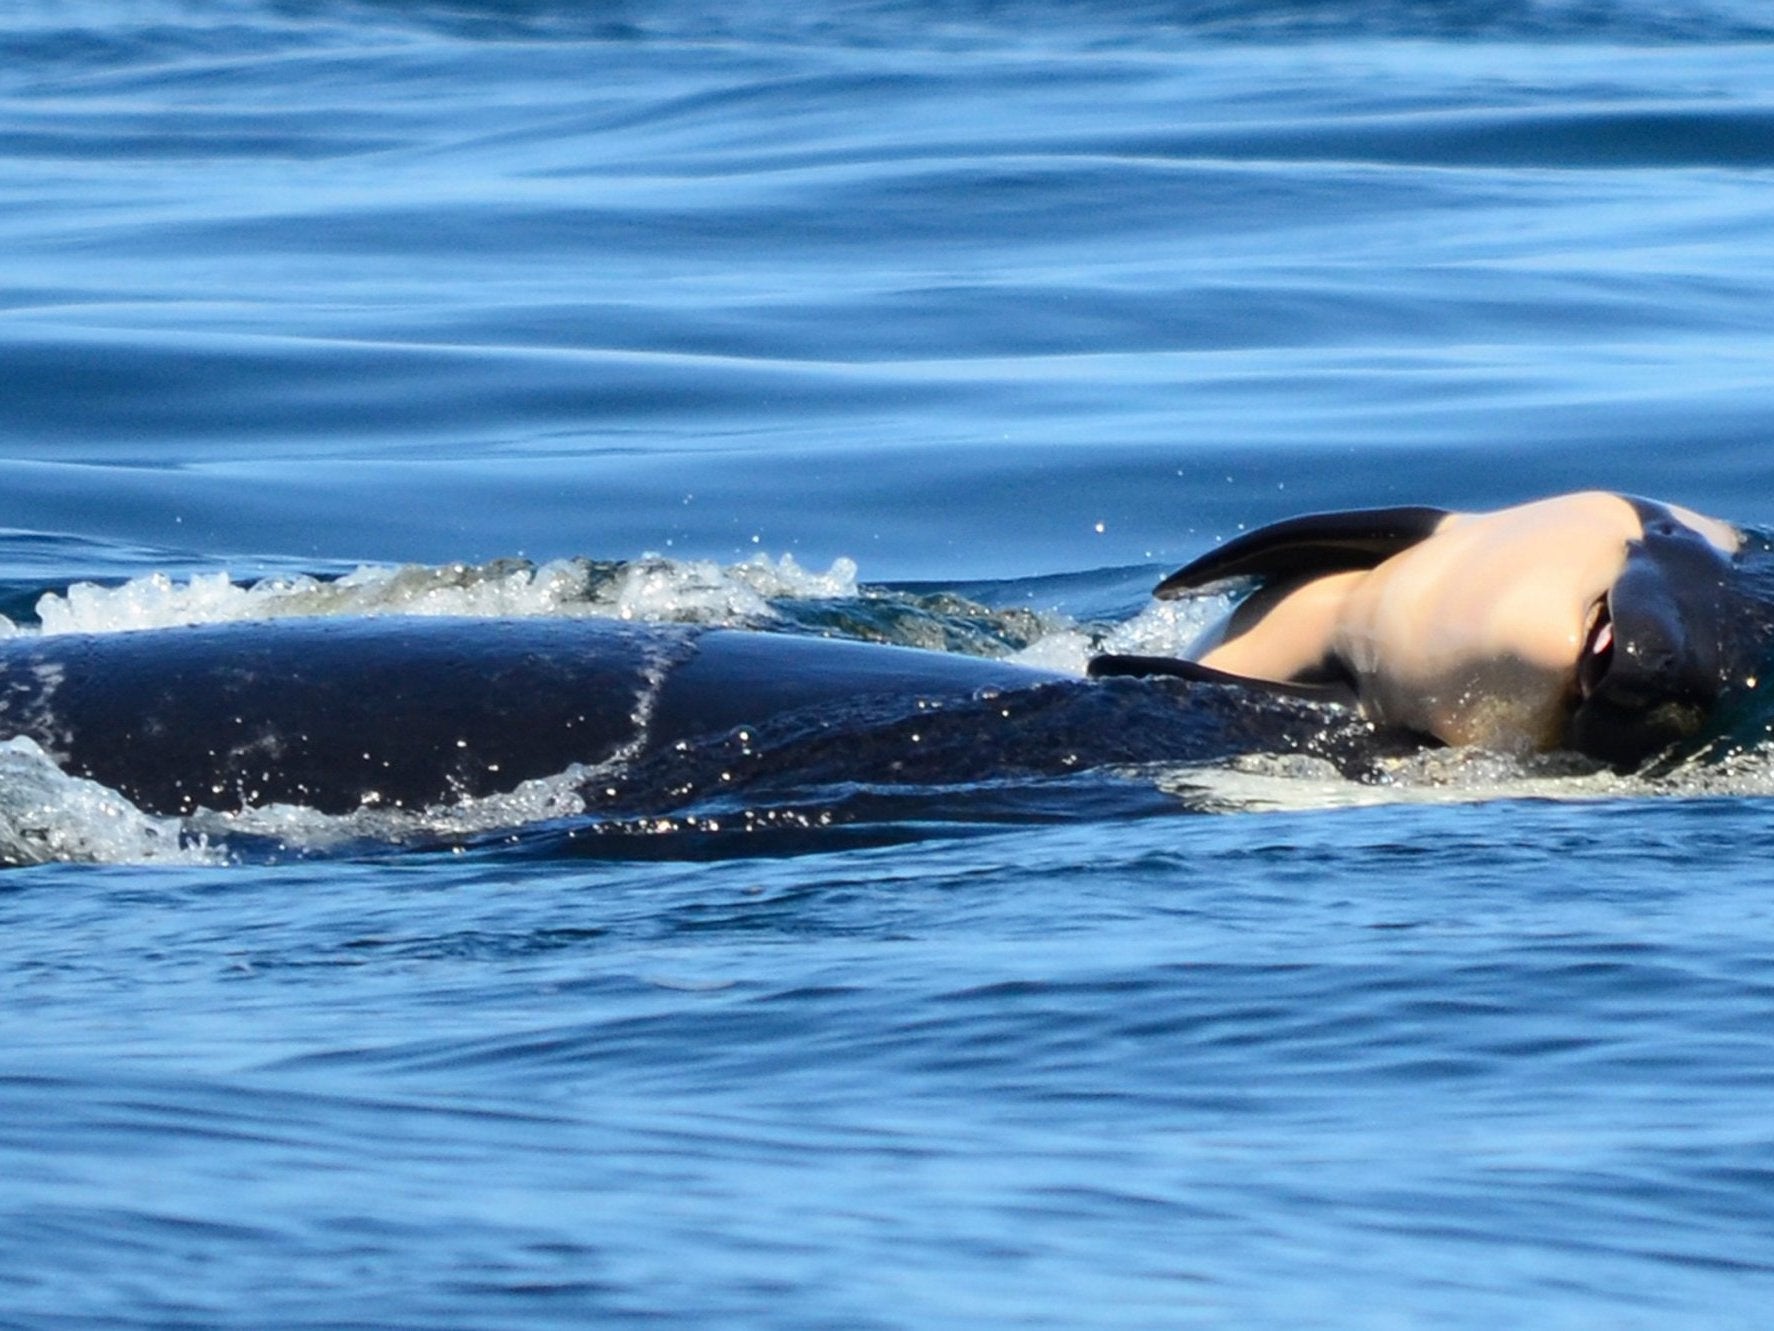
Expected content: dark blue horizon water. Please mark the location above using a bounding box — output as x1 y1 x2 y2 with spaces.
7 0 1774 1326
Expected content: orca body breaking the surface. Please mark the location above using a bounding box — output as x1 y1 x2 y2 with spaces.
0 615 1391 819
0 490 1757 823
1092 491 1762 767
0 618 1062 816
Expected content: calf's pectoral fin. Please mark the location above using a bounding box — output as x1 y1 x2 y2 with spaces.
1154 505 1450 598
1087 653 1359 707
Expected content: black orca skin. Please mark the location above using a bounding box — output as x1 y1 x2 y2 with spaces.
0 615 1400 819
0 618 1061 816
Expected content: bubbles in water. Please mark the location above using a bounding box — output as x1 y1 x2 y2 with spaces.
607 552 857 625
1011 593 1229 676
27 551 863 636
0 737 221 867
1152 738 1774 815
186 764 598 858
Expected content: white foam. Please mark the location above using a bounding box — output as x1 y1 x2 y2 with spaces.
604 551 858 625
0 737 222 867
320 559 597 619
28 552 862 637
1148 739 1774 815
186 764 597 856
32 560 598 635
1011 593 1230 676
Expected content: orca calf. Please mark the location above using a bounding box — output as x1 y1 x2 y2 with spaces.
1092 491 1760 767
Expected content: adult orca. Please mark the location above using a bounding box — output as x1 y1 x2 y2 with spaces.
0 615 1383 819
2 490 1748 821
1091 491 1758 766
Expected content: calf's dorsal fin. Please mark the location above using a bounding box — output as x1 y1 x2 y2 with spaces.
1154 505 1451 599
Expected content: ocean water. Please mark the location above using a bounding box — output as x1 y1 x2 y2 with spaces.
7 0 1774 1325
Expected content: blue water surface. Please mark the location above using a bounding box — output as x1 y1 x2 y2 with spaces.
5 0 1774 1326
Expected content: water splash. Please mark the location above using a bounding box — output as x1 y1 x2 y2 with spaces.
606 552 858 625
25 552 861 637
1154 735 1774 815
1011 594 1227 676
182 764 598 859
0 737 221 866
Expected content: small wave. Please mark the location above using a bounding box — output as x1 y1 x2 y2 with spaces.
1010 594 1225 675
604 552 857 624
24 551 859 637
1155 730 1774 814
282 0 1774 46
18 549 1146 666
183 764 598 860
1157 749 1630 814
0 738 221 867
31 561 584 635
